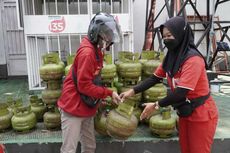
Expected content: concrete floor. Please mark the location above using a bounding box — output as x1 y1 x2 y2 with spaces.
0 77 230 153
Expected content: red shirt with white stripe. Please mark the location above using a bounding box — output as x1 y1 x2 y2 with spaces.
154 56 218 121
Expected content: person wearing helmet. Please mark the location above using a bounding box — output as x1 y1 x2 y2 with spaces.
58 12 122 153
88 12 121 50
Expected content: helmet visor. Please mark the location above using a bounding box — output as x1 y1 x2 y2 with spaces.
99 21 122 44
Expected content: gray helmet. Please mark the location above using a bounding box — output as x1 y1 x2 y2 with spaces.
88 12 121 44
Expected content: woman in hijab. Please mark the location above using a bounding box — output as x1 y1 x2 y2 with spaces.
120 16 218 153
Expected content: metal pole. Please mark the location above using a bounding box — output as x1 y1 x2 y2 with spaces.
67 0 69 14
78 0 80 14
206 0 210 59
44 0 46 15
130 0 134 52
121 0 124 13
144 0 149 39
206 0 216 66
32 0 35 15
22 0 32 89
67 0 72 55
111 0 113 13
35 36 41 87
100 0 102 11
55 0 58 14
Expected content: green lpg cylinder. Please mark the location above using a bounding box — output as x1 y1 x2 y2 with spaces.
3 92 15 107
94 109 110 136
65 64 72 76
94 87 118 136
39 64 64 81
149 107 176 138
3 93 18 113
140 51 156 60
118 51 134 61
106 102 138 140
39 53 64 81
133 107 142 123
120 86 141 107
8 98 23 113
65 54 75 76
43 106 61 130
99 87 118 111
30 95 46 121
142 60 161 79
11 106 37 132
41 89 61 105
46 80 62 90
101 64 117 85
143 83 167 102
0 103 13 131
142 106 163 124
118 62 142 81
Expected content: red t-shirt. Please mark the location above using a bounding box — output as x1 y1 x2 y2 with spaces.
58 37 113 117
154 56 218 121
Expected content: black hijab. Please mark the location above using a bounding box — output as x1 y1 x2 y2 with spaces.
160 16 207 78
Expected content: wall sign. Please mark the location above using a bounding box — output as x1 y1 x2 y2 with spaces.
48 16 66 33
24 14 131 35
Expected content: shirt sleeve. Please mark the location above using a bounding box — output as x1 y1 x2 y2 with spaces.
158 87 189 107
177 56 205 90
76 50 113 99
133 75 162 94
154 64 166 78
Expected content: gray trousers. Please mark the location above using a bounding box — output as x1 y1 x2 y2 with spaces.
60 109 96 153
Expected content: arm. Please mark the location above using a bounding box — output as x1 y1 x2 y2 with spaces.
119 75 162 102
158 87 189 107
133 74 163 94
120 63 166 101
140 87 189 120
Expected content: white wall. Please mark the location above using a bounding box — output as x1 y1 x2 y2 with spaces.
133 0 146 52
133 0 169 52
